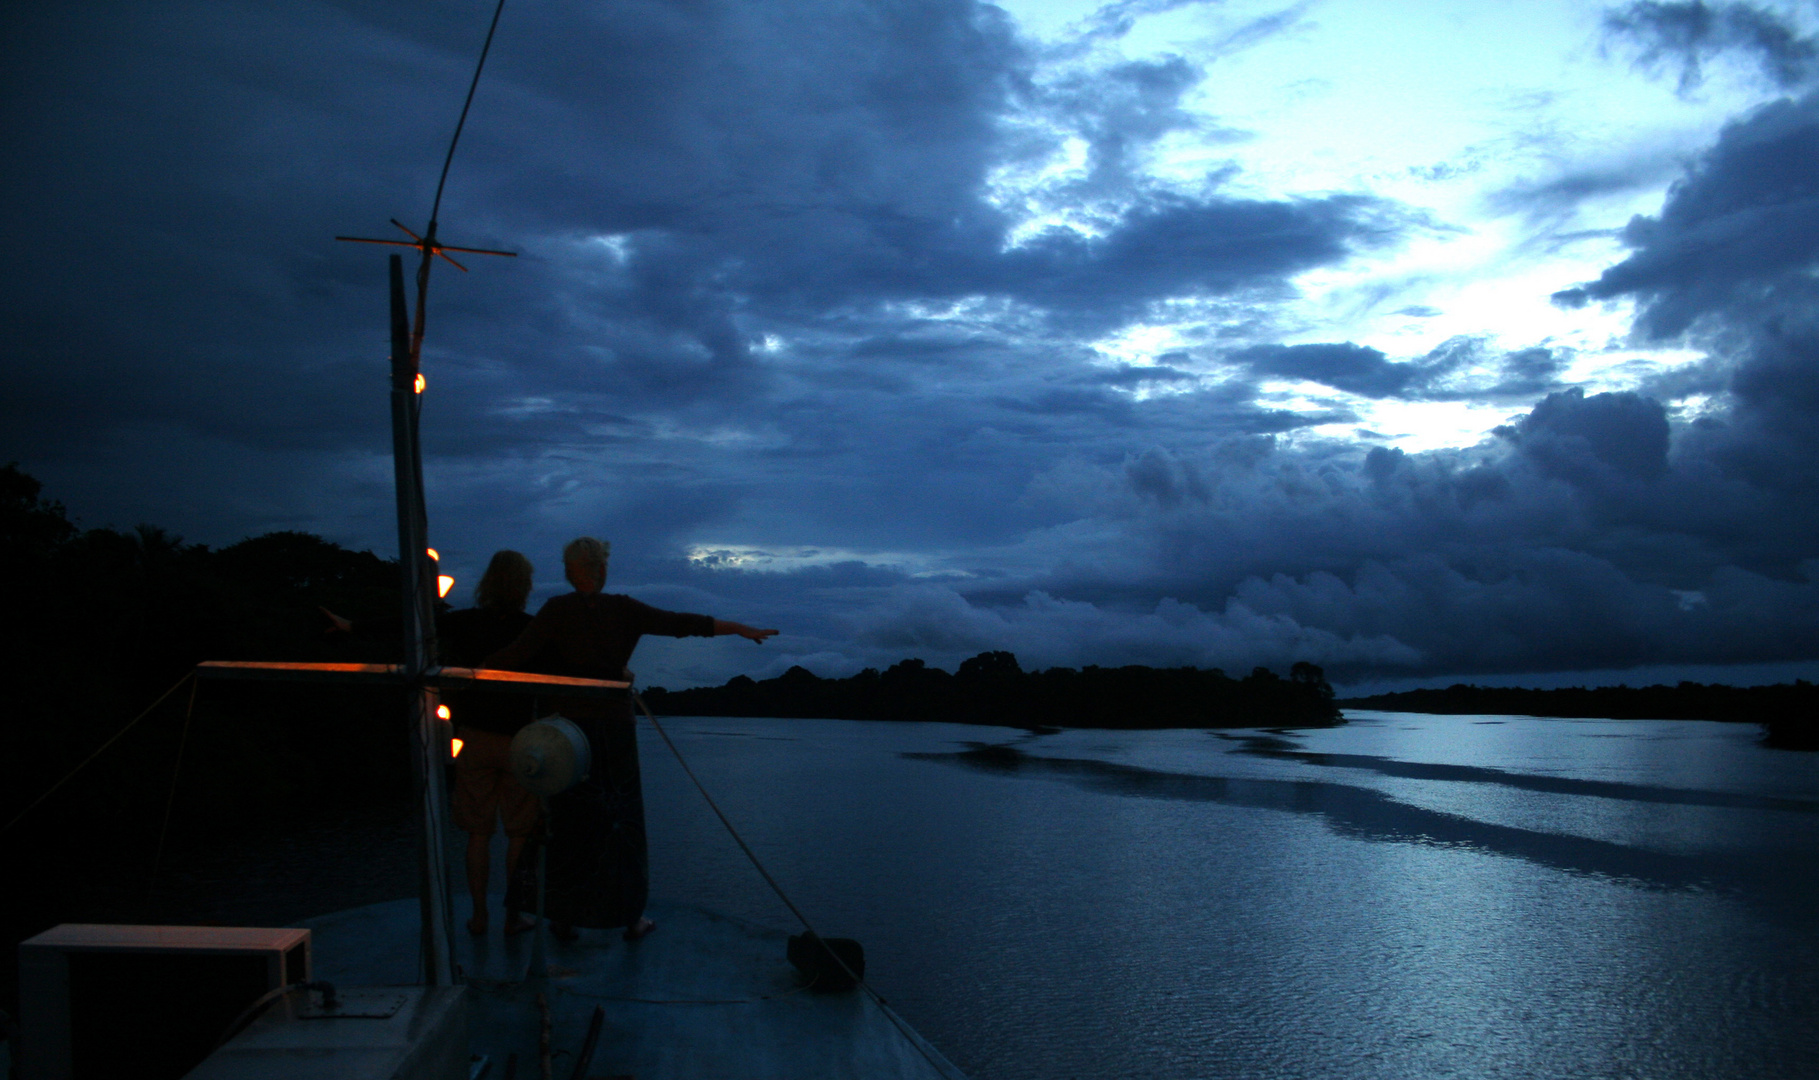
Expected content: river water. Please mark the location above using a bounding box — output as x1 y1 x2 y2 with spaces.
32 709 1811 1078
635 711 1819 1080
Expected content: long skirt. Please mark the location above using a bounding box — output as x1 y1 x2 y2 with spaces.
541 708 649 929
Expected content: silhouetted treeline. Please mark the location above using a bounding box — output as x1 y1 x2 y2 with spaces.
0 464 418 853
645 651 1344 728
1341 682 1819 749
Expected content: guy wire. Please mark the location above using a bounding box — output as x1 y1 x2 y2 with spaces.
1 670 198 836
431 0 509 228
630 690 969 1080
145 674 203 912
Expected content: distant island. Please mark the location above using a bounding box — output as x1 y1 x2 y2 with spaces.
645 652 1344 729
1340 682 1819 749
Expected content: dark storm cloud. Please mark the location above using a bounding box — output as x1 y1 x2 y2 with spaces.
1552 90 1819 338
1604 1 1819 91
1082 363 1198 387
761 379 1819 683
1225 338 1566 401
1551 78 1819 514
1549 92 1819 318
996 193 1391 324
1492 346 1570 397
616 8 1819 688
1039 55 1208 190
1488 154 1690 222
816 71 1819 684
1 0 1390 549
1505 387 1671 483
1124 445 1210 507
1231 342 1416 397
7 0 1817 690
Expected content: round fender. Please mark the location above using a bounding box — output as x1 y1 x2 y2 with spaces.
509 715 592 797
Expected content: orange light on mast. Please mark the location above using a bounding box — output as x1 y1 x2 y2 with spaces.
441 703 461 759
425 549 453 597
414 373 426 394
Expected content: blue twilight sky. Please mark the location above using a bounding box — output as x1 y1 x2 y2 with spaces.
6 0 1819 692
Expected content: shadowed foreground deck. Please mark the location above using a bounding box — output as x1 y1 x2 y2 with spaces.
299 899 963 1079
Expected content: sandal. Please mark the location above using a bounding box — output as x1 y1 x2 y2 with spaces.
623 917 656 941
503 914 536 938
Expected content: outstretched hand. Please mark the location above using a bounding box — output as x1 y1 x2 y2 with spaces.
716 618 778 643
319 606 353 636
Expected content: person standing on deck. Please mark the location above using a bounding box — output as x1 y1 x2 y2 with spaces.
485 536 777 940
322 551 546 936
441 550 542 938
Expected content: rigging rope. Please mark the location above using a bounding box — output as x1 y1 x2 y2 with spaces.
630 690 969 1080
472 979 818 1007
145 674 203 911
430 0 509 228
1 670 198 836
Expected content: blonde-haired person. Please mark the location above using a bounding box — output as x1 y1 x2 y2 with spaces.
472 548 533 611
322 550 545 934
440 550 541 937
487 537 776 942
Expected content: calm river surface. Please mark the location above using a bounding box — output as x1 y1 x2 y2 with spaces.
635 711 1819 1080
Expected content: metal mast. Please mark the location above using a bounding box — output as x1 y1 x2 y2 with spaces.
198 0 619 989
335 0 515 986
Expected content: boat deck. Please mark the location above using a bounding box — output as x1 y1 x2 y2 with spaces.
300 899 962 1079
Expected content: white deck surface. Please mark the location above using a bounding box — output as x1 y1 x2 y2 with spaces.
299 899 963 1079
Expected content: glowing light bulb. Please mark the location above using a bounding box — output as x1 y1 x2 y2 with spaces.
436 704 451 720
414 373 426 394
426 548 439 561
451 737 464 760
438 575 455 598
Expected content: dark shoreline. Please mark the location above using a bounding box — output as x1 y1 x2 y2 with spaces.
1339 681 1819 749
645 652 1343 730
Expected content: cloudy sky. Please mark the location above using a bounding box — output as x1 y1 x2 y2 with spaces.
7 0 1819 692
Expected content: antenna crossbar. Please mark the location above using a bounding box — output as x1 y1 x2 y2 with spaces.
335 220 516 272
335 237 516 259
319 0 513 992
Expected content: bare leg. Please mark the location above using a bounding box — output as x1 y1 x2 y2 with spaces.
466 832 491 934
502 835 534 934
505 836 528 888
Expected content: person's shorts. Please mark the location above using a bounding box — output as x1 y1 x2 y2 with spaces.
452 728 539 838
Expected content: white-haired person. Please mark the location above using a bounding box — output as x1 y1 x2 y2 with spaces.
485 536 776 942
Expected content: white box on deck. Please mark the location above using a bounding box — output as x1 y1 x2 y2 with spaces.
16 924 311 1080
181 985 469 1080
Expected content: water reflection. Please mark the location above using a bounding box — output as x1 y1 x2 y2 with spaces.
1216 732 1819 813
907 741 1810 918
645 715 1819 1079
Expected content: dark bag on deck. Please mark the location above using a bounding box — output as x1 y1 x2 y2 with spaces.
787 932 865 991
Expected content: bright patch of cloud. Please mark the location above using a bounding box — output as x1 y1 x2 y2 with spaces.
1328 399 1520 454
994 0 1788 406
687 544 953 576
